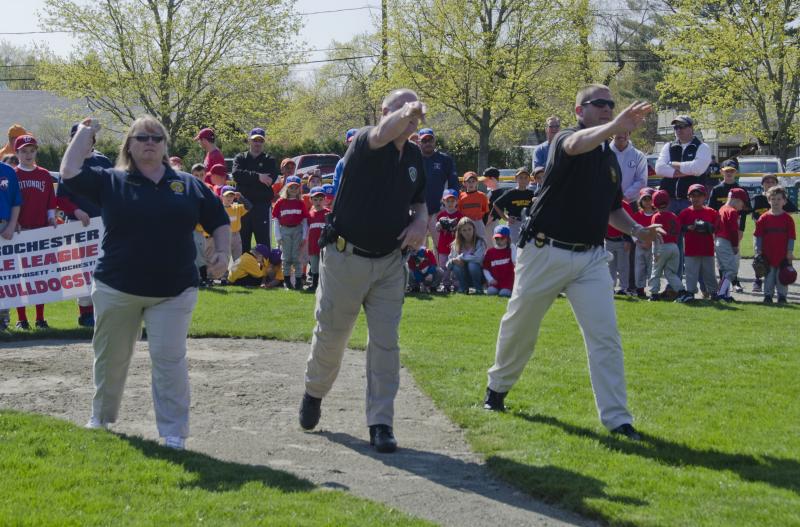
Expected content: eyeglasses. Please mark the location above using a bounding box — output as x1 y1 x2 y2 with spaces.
581 99 615 110
132 134 165 143
672 124 689 130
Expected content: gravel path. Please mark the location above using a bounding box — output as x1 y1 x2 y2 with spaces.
0 338 593 527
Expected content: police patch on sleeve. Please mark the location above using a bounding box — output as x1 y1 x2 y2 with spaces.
409 166 418 182
170 181 185 194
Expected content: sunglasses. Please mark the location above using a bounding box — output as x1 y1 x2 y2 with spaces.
132 134 165 143
672 124 689 130
581 98 615 110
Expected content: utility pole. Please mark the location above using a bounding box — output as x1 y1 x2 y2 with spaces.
381 0 388 79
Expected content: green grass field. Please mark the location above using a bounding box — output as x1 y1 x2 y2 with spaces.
2 289 798 526
739 211 800 258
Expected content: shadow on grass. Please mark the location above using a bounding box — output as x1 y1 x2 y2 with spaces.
514 412 800 496
120 434 315 494
320 430 633 525
200 286 258 295
0 328 92 343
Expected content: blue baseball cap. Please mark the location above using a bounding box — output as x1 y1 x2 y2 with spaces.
442 188 458 200
285 175 302 186
310 186 325 197
220 185 236 196
345 128 359 143
493 225 511 238
322 183 335 196
249 128 266 140
418 128 434 139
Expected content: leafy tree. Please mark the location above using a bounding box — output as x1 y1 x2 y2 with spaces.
0 40 47 90
389 0 574 172
38 0 300 149
656 0 800 160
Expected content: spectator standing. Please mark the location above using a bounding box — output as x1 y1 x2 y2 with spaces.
0 160 21 331
531 116 561 172
654 115 712 214
195 128 225 183
610 132 647 204
232 128 277 252
419 128 458 247
492 168 535 245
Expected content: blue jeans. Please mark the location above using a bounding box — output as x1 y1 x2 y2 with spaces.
451 262 483 293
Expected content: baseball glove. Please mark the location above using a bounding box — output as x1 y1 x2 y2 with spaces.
693 219 714 234
752 254 769 279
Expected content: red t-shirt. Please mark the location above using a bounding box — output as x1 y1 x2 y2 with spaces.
272 197 308 227
651 210 679 244
754 211 795 267
632 209 655 227
715 204 740 247
679 206 719 257
407 249 438 273
203 149 226 182
16 166 56 229
607 200 633 237
307 207 330 256
483 246 515 290
436 209 463 256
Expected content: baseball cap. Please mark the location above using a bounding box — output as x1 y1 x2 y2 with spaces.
493 225 511 238
322 183 335 196
209 164 227 178
653 189 670 208
221 185 236 196
254 244 271 258
442 188 458 200
418 128 435 140
285 175 302 186
515 167 531 177
688 183 707 195
280 158 296 169
532 165 545 175
194 128 215 141
310 186 325 197
345 128 359 143
761 174 778 184
14 135 37 151
269 248 283 265
779 262 797 285
249 128 266 140
639 186 656 198
671 115 694 127
462 171 478 182
169 156 182 165
482 167 500 179
728 188 749 202
720 159 739 172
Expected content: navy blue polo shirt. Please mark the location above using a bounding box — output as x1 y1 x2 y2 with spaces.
64 164 229 297
423 151 458 215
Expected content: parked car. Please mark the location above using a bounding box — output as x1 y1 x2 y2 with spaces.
291 154 340 178
736 156 789 198
646 154 659 180
785 156 800 173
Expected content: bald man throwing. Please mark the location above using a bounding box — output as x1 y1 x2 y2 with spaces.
299 89 428 453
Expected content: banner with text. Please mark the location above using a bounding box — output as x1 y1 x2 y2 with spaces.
0 218 104 309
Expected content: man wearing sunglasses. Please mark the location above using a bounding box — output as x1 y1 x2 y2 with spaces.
654 115 712 215
532 115 561 173
483 84 662 441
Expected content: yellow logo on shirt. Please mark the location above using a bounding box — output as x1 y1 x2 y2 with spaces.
170 181 185 194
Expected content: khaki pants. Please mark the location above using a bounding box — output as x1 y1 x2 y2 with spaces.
605 238 630 291
427 214 440 249
685 255 717 295
487 243 633 430
305 246 406 426
90 280 198 438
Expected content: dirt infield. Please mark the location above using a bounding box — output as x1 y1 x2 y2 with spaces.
0 338 593 527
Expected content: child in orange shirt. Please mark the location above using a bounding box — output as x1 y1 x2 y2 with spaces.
458 171 489 241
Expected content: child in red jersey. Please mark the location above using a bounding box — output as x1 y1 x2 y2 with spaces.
649 190 686 301
755 186 796 304
483 225 515 297
677 184 719 303
207 164 229 196
407 246 442 293
631 187 656 298
435 189 463 292
714 188 748 301
14 135 56 329
305 186 330 292
272 175 308 289
457 171 489 241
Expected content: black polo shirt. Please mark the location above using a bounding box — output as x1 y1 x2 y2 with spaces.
232 151 278 204
64 164 229 297
333 127 426 254
529 125 623 246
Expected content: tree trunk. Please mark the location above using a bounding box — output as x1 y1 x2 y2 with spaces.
478 108 491 174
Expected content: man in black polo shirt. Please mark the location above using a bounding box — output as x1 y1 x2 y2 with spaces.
299 89 428 453
482 84 661 441
232 128 277 252
492 167 535 245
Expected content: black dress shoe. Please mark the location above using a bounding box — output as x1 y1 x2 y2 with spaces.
299 392 321 430
483 387 507 411
369 424 397 453
611 423 642 441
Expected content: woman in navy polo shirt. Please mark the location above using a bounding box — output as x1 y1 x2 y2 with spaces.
60 116 230 450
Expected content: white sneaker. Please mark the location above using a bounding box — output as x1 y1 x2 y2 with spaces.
85 417 108 430
164 436 185 450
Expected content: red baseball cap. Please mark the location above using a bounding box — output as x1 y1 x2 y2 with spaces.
169 156 182 164
14 135 37 151
462 171 478 182
728 188 749 203
194 128 215 141
653 189 670 208
639 186 656 197
688 183 707 196
280 158 296 169
209 164 227 178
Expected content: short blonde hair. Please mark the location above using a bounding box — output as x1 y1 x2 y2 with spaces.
116 115 170 172
766 185 787 200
